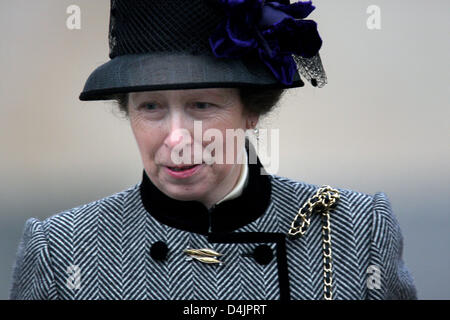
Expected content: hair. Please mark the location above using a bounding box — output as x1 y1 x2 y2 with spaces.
110 87 286 119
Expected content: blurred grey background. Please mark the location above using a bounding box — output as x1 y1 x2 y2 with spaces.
0 0 449 299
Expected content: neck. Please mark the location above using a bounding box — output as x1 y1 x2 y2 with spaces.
202 162 244 210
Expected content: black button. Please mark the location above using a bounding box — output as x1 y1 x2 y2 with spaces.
253 244 273 265
150 241 168 261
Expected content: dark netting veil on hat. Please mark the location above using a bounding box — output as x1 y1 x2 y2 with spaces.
79 0 327 101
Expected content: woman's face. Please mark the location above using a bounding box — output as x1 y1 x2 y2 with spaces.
128 88 258 208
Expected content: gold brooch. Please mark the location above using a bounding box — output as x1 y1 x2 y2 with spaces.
183 248 223 264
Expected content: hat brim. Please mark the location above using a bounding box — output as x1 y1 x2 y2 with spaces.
79 52 304 101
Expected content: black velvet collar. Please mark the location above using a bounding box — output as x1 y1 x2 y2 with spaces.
139 142 272 235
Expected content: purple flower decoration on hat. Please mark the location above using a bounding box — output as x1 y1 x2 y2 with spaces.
209 0 323 85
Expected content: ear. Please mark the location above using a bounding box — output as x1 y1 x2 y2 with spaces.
245 114 260 130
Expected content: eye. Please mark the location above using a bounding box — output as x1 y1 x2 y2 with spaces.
139 102 159 111
193 102 215 110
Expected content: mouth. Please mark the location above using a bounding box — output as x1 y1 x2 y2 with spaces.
164 163 205 179
166 165 198 172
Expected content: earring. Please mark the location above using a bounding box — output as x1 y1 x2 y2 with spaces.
253 126 259 142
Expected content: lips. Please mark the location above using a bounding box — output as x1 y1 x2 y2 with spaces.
165 161 205 170
167 165 197 172
165 163 204 179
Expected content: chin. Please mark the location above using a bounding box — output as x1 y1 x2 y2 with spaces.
161 183 207 202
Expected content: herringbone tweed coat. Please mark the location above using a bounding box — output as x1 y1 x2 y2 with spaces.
9 156 417 300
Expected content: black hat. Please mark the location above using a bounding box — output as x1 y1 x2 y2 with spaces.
79 0 327 101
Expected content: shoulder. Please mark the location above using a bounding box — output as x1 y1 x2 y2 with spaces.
268 173 377 216
267 174 400 242
10 184 141 299
39 183 140 232
269 174 407 257
268 172 404 231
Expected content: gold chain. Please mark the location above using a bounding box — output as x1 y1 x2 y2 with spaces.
288 185 340 300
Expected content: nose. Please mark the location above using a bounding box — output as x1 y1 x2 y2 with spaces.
163 113 192 150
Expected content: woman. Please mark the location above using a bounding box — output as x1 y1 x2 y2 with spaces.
9 0 417 300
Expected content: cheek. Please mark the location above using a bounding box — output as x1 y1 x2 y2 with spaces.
130 119 162 164
211 163 235 181
201 122 246 170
